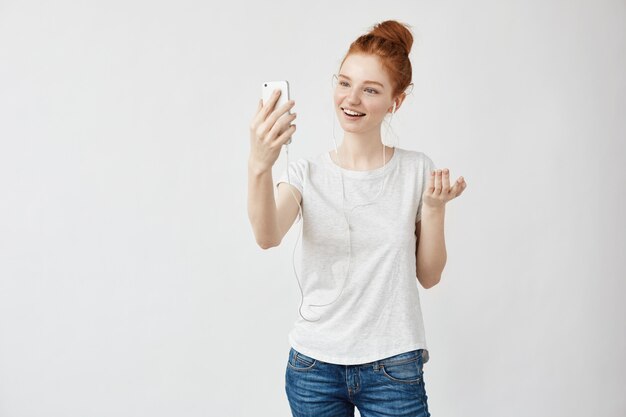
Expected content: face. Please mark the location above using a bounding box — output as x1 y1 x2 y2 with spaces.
333 53 397 134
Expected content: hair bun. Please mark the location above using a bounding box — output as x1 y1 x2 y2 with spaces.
339 20 415 98
369 20 413 56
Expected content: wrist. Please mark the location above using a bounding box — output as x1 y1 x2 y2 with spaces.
422 204 445 215
248 159 271 177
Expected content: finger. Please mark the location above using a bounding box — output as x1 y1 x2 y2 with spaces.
434 170 442 194
253 89 282 126
450 179 462 197
455 177 467 196
255 99 292 141
427 170 435 193
275 124 297 146
442 169 451 193
249 99 264 132
263 101 296 140
266 99 296 131
265 89 282 114
268 112 297 141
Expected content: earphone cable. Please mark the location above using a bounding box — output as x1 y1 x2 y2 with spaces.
283 75 398 322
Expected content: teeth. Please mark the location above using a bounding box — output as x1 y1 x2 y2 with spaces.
343 108 365 116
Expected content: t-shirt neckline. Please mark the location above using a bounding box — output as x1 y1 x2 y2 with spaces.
324 147 399 179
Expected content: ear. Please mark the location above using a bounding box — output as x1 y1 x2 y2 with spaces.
388 93 407 113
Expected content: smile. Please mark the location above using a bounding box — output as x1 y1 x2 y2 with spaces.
341 107 366 117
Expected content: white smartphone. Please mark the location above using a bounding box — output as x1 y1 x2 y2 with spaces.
262 80 292 145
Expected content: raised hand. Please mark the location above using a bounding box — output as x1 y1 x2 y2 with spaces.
422 168 467 210
248 89 297 174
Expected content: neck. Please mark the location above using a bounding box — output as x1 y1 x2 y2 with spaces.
334 129 393 170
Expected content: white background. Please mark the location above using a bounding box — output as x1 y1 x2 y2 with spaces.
1 1 624 416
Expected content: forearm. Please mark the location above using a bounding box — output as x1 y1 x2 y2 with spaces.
247 160 280 249
416 205 447 287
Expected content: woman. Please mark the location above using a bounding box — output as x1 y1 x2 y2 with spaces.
248 20 466 417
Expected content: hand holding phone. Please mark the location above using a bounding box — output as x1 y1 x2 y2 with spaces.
261 80 294 145
248 80 297 174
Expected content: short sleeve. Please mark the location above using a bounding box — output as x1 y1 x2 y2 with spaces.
275 158 305 196
416 154 437 223
275 158 306 222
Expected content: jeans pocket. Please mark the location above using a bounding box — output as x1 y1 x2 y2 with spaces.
380 350 423 384
287 348 317 371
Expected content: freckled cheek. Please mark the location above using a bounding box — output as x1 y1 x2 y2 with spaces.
333 92 344 108
369 102 388 115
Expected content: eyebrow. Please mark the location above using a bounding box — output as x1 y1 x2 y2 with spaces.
338 74 385 88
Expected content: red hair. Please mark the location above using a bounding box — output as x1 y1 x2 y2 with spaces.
339 20 414 99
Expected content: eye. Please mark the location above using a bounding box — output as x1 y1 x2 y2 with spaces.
339 81 349 87
365 88 378 94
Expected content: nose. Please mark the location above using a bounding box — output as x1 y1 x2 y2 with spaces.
346 87 361 105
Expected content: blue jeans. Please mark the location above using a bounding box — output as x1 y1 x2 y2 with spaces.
285 347 431 417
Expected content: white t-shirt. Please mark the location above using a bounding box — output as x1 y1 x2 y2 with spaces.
275 146 437 365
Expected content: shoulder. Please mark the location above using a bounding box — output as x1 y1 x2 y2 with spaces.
291 150 331 171
282 152 327 180
394 147 435 169
284 155 311 172
288 149 329 166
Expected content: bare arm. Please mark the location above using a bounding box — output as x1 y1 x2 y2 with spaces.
247 88 299 249
415 167 466 288
247 162 301 249
415 205 447 289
